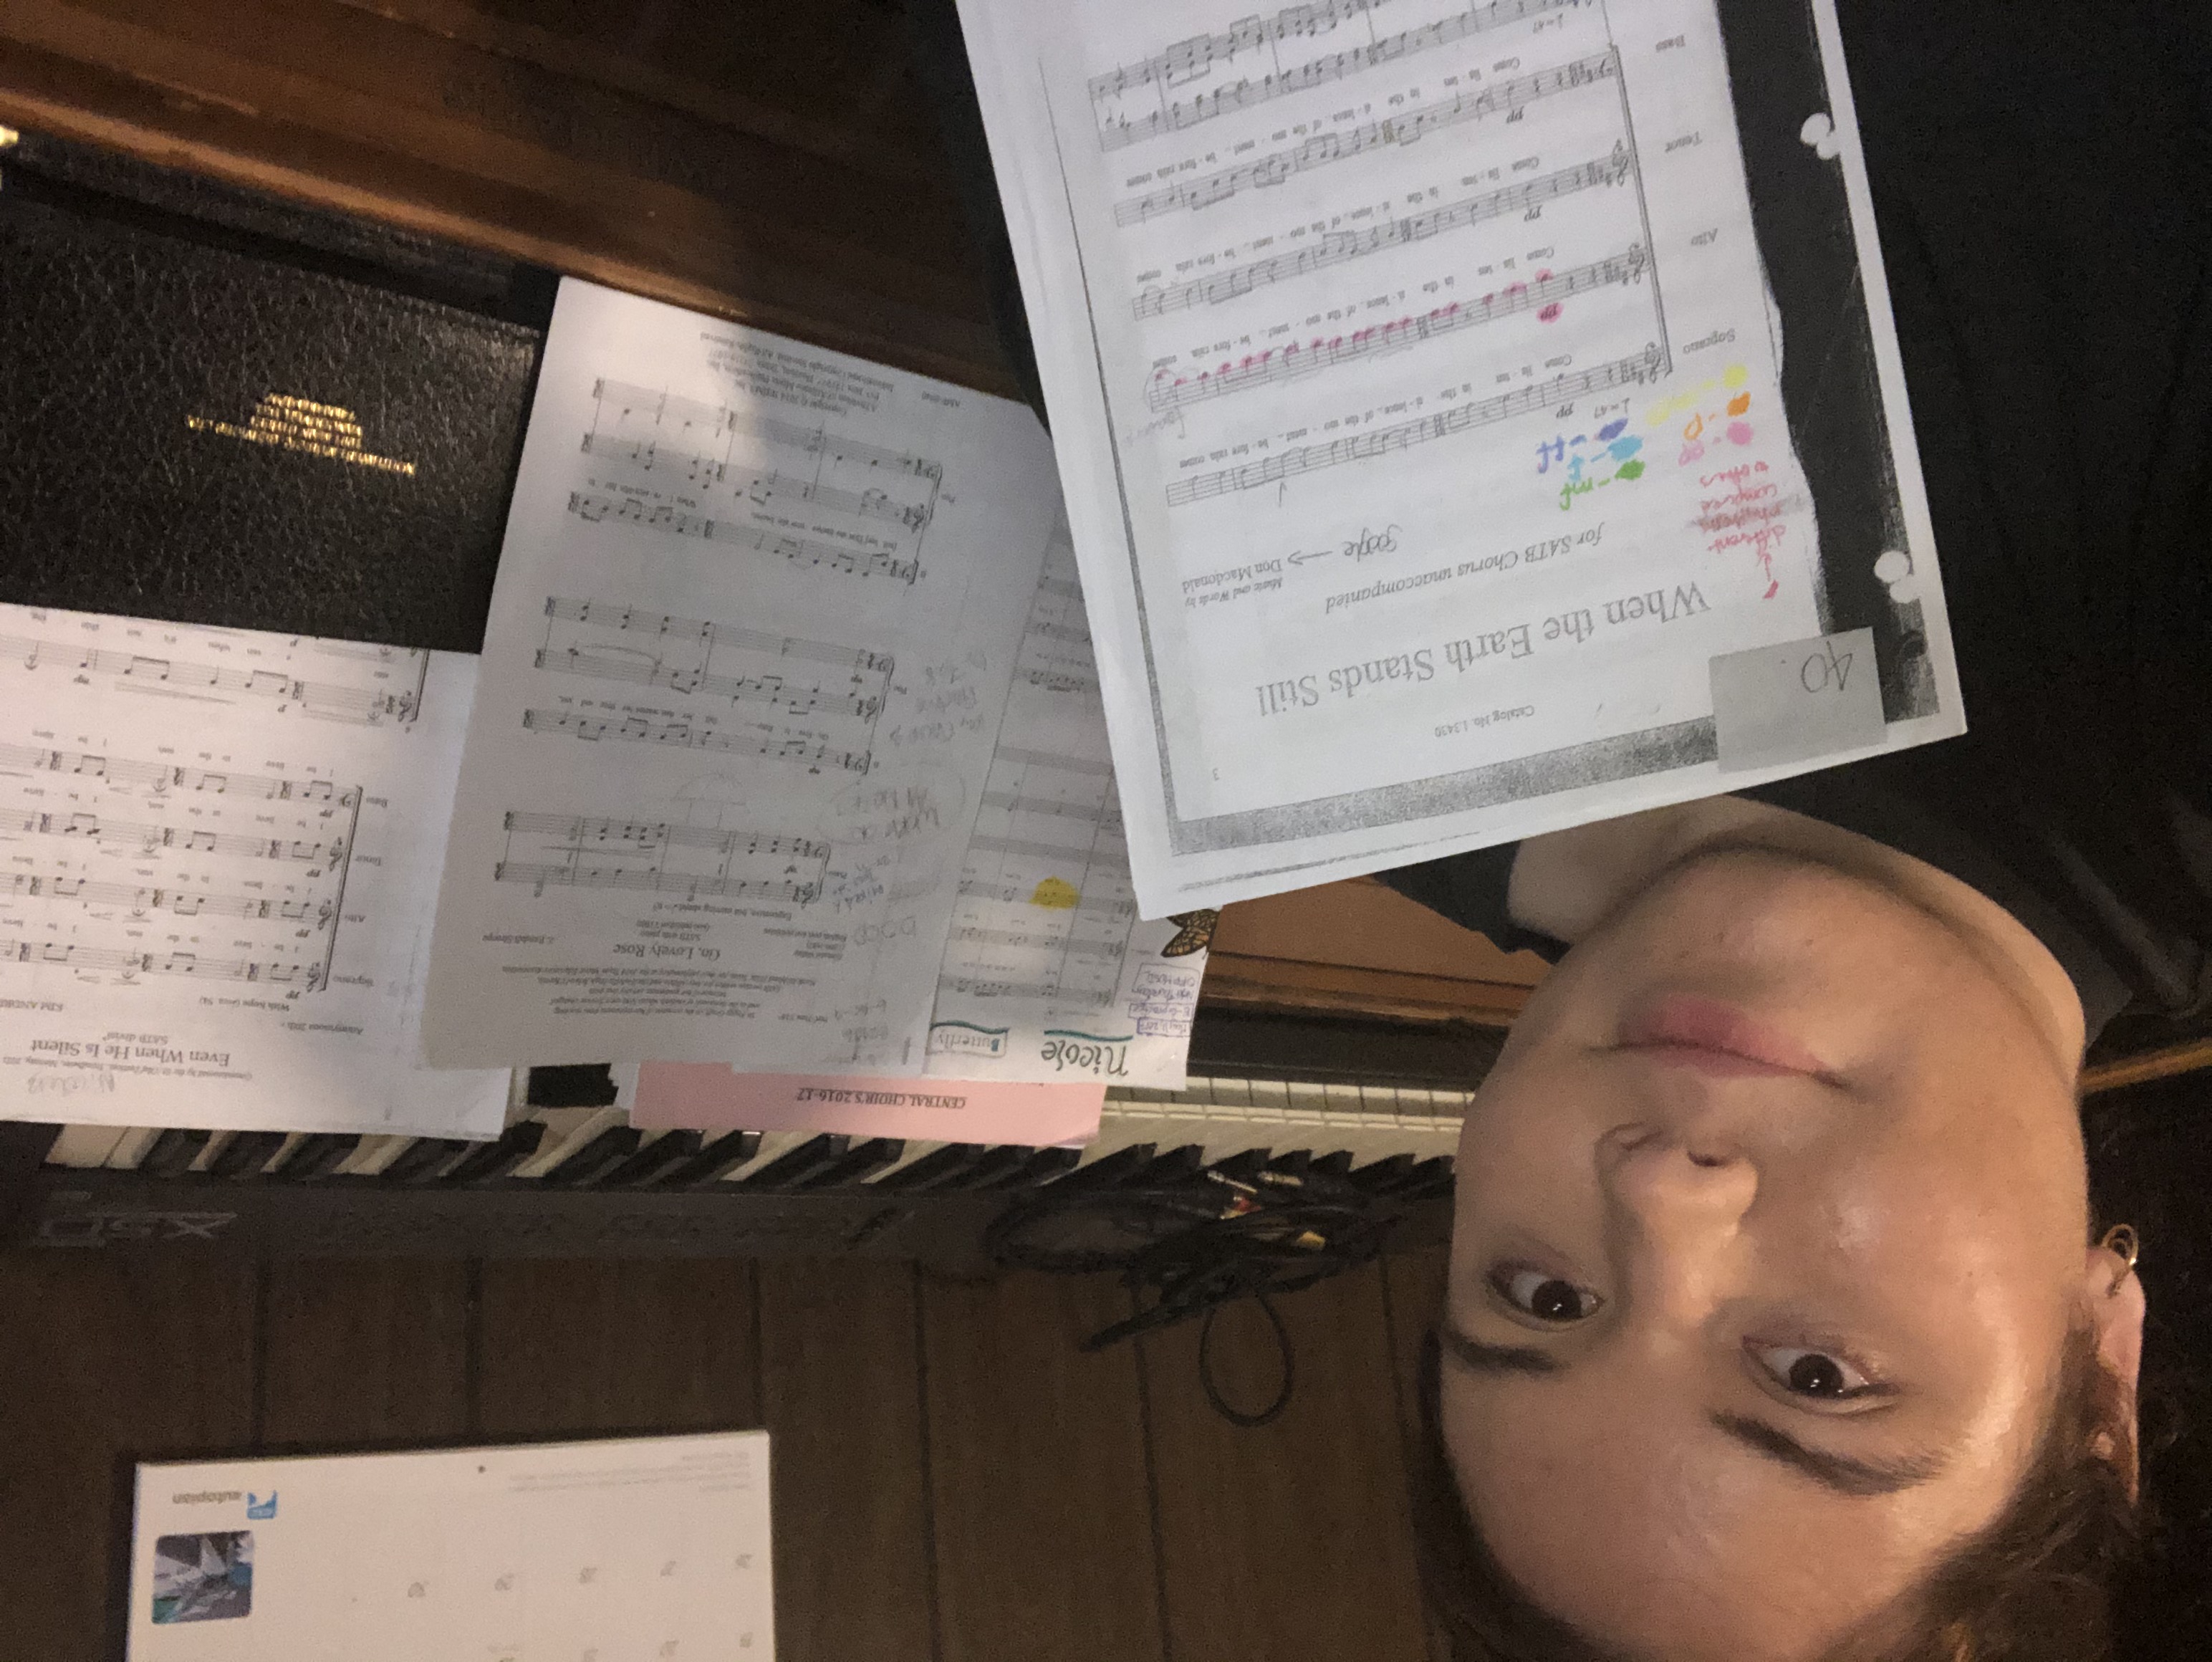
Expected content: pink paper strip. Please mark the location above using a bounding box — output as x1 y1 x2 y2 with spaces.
630 1065 1105 1146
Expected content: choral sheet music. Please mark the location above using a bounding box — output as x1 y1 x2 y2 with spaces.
0 604 505 1136
425 280 1064 1071
956 0 1963 913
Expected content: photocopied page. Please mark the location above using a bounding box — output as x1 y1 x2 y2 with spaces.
426 279 1064 1070
128 1432 772 1661
0 605 506 1135
925 518 1208 1087
957 0 1961 913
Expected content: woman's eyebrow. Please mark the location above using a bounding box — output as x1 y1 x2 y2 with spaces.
1710 1411 1948 1496
1441 1322 1562 1375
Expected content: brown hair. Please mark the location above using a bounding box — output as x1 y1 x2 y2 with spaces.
1410 1322 2141 1662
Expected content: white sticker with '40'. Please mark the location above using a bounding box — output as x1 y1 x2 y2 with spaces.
1710 628 1887 774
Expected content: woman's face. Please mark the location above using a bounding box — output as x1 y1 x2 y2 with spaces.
1440 847 2103 1662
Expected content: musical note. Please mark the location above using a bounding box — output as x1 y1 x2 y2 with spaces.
521 708 872 775
0 936 324 988
492 861 824 906
577 437 934 531
3 807 347 865
500 812 830 863
0 632 424 724
587 381 945 481
0 742 358 804
1147 246 1649 412
0 870 339 928
1164 347 1668 506
1092 0 1578 151
540 599 893 674
1112 52 1620 226
1132 148 1632 320
534 645 885 721
566 494 920 583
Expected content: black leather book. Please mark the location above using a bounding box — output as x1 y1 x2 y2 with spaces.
0 132 552 653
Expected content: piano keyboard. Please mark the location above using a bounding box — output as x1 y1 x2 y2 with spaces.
35 1075 1466 1200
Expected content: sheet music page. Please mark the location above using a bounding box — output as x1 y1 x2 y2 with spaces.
924 519 1207 1088
956 0 1961 913
0 605 506 1135
129 1432 771 1660
425 279 1062 1070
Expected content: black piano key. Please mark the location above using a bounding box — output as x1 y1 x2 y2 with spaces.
210 1130 287 1179
547 1125 644 1186
1209 1148 1274 1184
441 1121 544 1183
602 1130 703 1188
665 1130 763 1187
1264 1150 1314 1183
140 1128 210 1176
1349 1153 1418 1192
274 1133 358 1181
380 1137 469 1184
933 1144 1034 1191
1398 1156 1456 1200
1051 1143 1158 1191
1309 1151 1356 1180
800 1138 904 1189
1131 1145 1206 1188
989 1145 1082 1189
873 1143 988 1192
738 1134 850 1190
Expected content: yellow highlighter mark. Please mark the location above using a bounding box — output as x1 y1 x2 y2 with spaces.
1029 877 1081 910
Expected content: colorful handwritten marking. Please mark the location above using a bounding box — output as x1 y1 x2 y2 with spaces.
1539 415 1645 511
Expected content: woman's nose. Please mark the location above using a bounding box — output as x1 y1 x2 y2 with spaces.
1600 1125 1759 1321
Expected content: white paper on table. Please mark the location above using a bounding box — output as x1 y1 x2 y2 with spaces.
128 1433 772 1661
0 605 506 1136
923 517 1207 1088
425 279 1063 1070
956 0 1963 913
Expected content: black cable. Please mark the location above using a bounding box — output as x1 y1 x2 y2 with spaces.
989 1169 1401 1426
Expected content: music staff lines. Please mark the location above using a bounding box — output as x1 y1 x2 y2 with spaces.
1112 51 1617 226
980 789 1123 825
535 645 885 721
0 743 359 804
521 710 872 776
995 747 1114 777
0 936 325 989
493 863 823 905
968 833 1131 869
568 493 920 584
948 925 1125 958
496 810 831 907
3 809 348 866
503 812 828 861
579 435 933 532
1167 343 1665 504
592 380 944 482
0 631 424 725
542 599 891 674
1092 0 1577 151
1148 244 1648 412
1133 147 1630 318
1 870 336 930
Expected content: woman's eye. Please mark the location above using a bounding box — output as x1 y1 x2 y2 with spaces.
1493 1266 1603 1323
1753 1345 1877 1401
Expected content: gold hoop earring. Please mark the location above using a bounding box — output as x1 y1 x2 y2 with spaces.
2101 1224 2140 1292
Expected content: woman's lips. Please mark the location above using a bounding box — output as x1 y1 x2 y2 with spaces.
1615 994 1832 1080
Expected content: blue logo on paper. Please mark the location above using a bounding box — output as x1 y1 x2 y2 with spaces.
246 1494 277 1520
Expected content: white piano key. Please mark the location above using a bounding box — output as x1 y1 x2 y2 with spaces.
707 1127 814 1183
189 1131 235 1174
107 1126 163 1169
510 1107 625 1181
335 1134 413 1177
45 1125 127 1167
